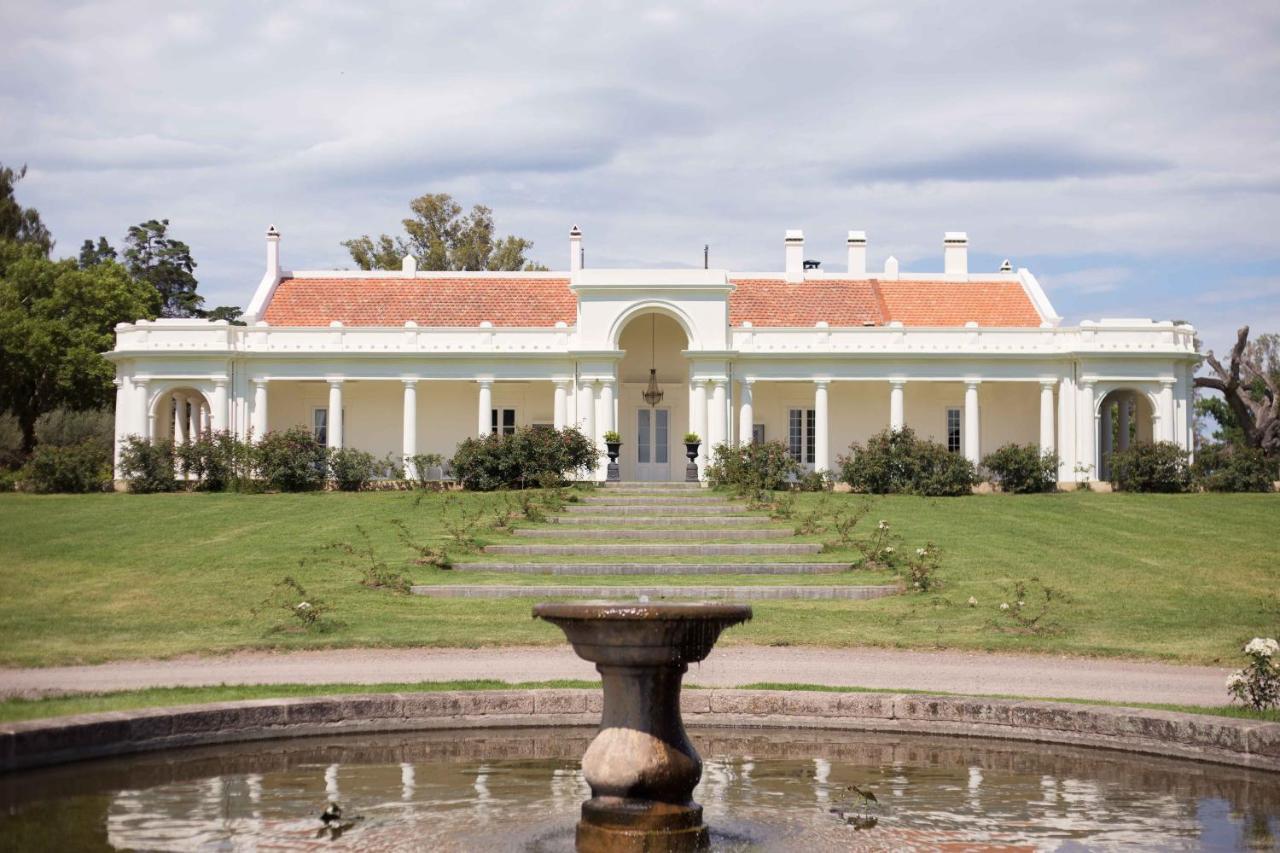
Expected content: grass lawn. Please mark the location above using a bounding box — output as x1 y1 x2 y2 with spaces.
0 489 1276 667
1 680 1274 725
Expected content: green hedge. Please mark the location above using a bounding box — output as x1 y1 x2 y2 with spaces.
838 427 977 496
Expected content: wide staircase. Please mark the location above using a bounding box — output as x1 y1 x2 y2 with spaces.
412 483 898 601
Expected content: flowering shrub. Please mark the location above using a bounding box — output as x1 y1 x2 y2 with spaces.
119 436 178 493
706 440 800 495
1227 638 1280 710
854 518 901 569
255 426 328 491
838 428 977 497
255 575 335 632
903 542 942 592
451 426 597 490
1108 441 1192 493
992 578 1069 635
329 447 380 491
176 431 257 492
982 443 1060 493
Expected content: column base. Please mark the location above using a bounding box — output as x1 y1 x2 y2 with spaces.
577 798 708 853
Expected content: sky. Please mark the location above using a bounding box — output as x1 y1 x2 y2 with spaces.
3 0 1279 357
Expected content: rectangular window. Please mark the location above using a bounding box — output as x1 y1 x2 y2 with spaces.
312 408 328 445
788 409 816 464
946 407 962 454
490 408 516 435
752 424 765 445
637 409 651 464
654 409 668 464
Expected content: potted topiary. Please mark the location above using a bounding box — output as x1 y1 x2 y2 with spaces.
603 430 622 482
683 432 702 482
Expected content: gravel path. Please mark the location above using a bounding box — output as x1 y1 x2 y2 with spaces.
0 646 1232 706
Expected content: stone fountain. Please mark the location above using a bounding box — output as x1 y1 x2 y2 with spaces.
534 600 752 852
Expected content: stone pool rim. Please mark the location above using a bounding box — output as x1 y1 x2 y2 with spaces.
2 688 1278 774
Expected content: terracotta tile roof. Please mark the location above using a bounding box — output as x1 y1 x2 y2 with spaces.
728 279 882 327
261 276 576 327
728 278 1042 327
260 274 1043 328
876 280 1043 327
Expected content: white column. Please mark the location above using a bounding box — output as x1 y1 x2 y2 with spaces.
327 380 344 450
1039 380 1056 454
1117 392 1131 451
252 380 269 439
211 380 229 433
889 380 905 431
1078 381 1096 481
738 379 754 444
692 380 708 470
578 381 594 435
600 379 616 437
175 394 189 444
1100 397 1114 479
963 380 980 465
710 379 727 451
1158 380 1176 442
477 380 493 436
197 402 209 437
113 378 126 478
402 380 417 476
139 380 153 441
553 381 569 431
814 380 830 472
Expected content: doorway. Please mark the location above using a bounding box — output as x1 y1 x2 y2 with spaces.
636 407 671 481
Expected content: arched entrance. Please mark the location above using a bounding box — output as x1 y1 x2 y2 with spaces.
1097 388 1156 480
150 386 213 443
616 313 690 481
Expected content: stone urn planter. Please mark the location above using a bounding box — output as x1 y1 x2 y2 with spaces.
683 440 701 483
534 601 752 852
605 440 622 483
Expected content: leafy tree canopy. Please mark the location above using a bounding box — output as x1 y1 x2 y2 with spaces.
343 193 548 272
124 219 202 318
78 237 117 268
0 242 159 451
0 164 53 254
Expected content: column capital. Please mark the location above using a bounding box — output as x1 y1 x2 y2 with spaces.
113 377 123 388
1081 380 1096 391
1039 378 1057 390
327 378 345 388
1159 378 1176 390
889 378 906 389
401 377 419 387
813 378 830 389
253 377 270 387
963 378 982 389
739 377 755 387
553 378 572 389
477 378 494 388
213 378 228 389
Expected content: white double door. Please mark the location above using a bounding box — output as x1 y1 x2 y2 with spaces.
635 407 671 481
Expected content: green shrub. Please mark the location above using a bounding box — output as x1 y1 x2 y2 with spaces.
255 426 328 492
982 443 1060 493
0 414 25 470
706 440 800 494
1109 441 1192 493
20 440 112 493
797 470 832 492
451 426 598 491
1193 444 1276 493
838 428 977 497
329 447 379 491
409 453 446 488
119 436 177 493
34 408 113 454
176 431 256 492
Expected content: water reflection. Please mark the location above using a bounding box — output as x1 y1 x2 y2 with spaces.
0 727 1276 851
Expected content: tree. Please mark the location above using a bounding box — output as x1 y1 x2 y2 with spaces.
78 237 117 268
0 164 53 254
1195 326 1280 457
342 193 547 271
124 219 203 317
0 242 159 452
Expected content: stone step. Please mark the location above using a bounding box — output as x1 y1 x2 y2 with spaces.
483 543 823 557
412 584 898 601
511 527 792 540
549 515 764 527
602 482 704 490
453 562 850 575
563 504 742 516
581 495 730 506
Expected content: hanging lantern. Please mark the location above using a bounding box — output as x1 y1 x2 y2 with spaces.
642 314 664 406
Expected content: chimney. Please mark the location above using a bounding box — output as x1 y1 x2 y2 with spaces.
944 231 968 277
884 256 899 280
569 225 583 272
402 255 417 275
265 225 280 280
784 229 804 282
847 230 867 276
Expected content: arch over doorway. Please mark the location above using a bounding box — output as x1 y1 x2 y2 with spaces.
148 385 213 442
1096 387 1156 480
615 311 691 481
608 301 700 351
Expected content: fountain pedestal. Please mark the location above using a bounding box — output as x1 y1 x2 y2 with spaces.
534 601 751 852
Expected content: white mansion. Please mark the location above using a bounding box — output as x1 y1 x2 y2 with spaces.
107 226 1199 485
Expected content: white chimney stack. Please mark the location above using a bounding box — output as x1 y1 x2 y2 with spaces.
884 255 899 280
265 225 280 280
401 255 417 275
784 229 804 283
569 225 583 272
847 230 867 276
944 231 968 277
